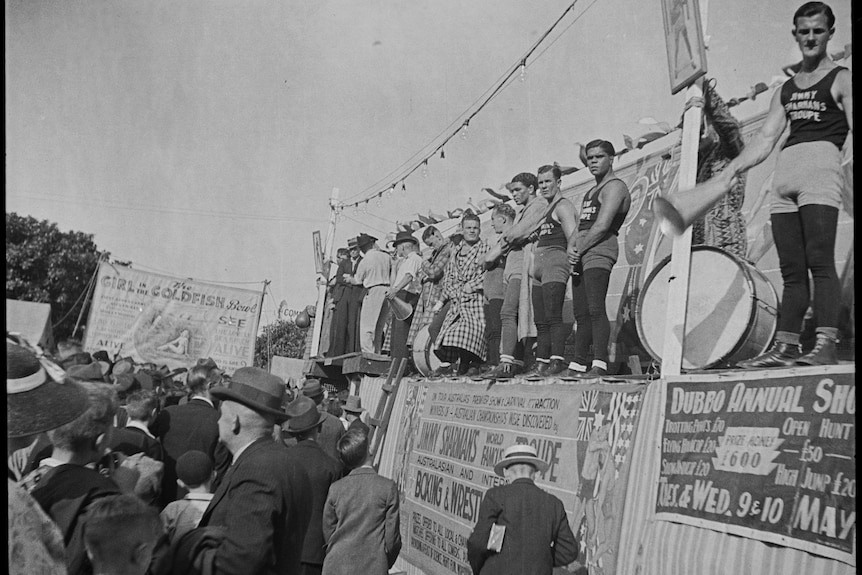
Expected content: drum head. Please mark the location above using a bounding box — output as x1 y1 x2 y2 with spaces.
637 246 756 370
412 325 441 377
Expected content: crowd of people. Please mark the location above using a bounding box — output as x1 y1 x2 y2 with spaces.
327 141 636 378
6 3 851 575
7 335 401 575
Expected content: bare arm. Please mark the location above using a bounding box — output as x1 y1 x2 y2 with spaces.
577 181 629 255
721 88 788 184
554 199 579 263
502 199 545 244
835 67 853 135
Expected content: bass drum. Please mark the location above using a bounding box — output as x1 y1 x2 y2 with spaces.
412 325 441 377
636 246 778 370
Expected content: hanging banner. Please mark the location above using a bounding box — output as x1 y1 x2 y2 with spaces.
83 262 262 374
391 380 646 575
655 368 856 565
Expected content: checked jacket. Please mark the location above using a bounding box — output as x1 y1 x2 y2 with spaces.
434 238 489 362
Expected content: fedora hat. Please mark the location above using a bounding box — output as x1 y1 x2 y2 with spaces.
284 396 325 434
342 395 365 414
347 236 360 249
210 367 288 423
301 378 324 399
392 231 419 248
356 233 378 250
493 443 549 477
7 340 89 439
195 357 224 373
112 357 136 376
66 361 106 382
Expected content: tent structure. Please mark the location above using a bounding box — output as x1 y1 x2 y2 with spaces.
6 299 55 351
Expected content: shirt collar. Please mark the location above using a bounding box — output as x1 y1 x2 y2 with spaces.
184 492 214 501
126 420 156 439
231 438 257 464
191 396 214 408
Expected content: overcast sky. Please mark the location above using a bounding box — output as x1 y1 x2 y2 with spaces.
5 0 853 326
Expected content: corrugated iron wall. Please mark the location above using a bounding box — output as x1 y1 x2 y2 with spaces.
361 374 855 575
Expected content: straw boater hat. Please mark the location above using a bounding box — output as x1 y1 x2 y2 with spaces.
342 395 365 414
7 340 90 439
391 231 419 248
493 444 549 477
284 395 326 434
210 367 289 423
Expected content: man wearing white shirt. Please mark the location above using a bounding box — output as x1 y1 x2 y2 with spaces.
347 233 392 354
386 231 424 368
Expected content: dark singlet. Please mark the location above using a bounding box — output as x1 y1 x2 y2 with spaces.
781 66 849 150
579 178 627 234
536 197 567 249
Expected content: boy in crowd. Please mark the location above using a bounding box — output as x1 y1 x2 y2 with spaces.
83 494 163 575
108 389 163 461
159 450 214 544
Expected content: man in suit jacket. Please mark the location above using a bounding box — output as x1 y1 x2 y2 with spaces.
194 367 313 575
300 379 345 463
151 359 224 506
467 444 578 575
108 390 164 461
283 396 344 575
322 428 400 575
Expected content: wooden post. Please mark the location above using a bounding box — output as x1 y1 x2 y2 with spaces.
310 188 340 358
659 0 708 376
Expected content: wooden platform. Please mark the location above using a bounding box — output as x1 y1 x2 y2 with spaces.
304 351 392 381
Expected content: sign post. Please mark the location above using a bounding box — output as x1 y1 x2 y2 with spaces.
309 187 340 358
659 0 708 376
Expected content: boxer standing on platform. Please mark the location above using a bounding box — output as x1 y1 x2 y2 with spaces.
565 140 630 377
693 2 851 368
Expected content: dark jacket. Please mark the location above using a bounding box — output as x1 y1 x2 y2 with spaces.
330 258 353 304
108 425 164 461
317 411 346 463
285 439 343 567
467 477 578 575
151 397 219 505
198 437 313 575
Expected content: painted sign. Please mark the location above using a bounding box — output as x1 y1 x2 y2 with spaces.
83 262 262 374
661 0 708 94
655 371 856 565
392 380 646 575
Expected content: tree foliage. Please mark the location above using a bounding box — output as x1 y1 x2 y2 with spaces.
6 212 103 341
254 319 308 368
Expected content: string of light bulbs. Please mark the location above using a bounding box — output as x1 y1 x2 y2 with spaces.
332 0 585 215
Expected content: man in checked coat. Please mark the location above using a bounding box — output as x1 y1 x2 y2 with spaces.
432 212 489 376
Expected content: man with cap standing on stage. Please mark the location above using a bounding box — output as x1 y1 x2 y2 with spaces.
151 357 225 507
298 379 345 463
386 231 424 368
193 367 313 575
346 233 391 354
283 396 344 575
467 443 578 575
327 240 362 356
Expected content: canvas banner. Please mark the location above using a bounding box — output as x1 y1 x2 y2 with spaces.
655 368 856 565
390 380 647 575
84 262 262 374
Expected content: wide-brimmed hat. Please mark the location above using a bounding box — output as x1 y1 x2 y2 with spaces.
301 379 324 399
66 362 106 382
7 340 90 439
493 443 549 477
112 357 136 376
356 233 378 250
210 367 288 423
347 237 360 249
392 231 419 248
342 395 365 414
284 396 325 434
91 351 113 376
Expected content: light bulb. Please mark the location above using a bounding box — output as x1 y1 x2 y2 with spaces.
422 161 429 178
519 62 527 82
377 195 383 207
440 149 445 160
353 205 359 215
401 182 407 195
460 122 469 140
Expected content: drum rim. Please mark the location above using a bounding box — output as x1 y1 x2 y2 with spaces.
635 245 771 371
412 325 438 377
